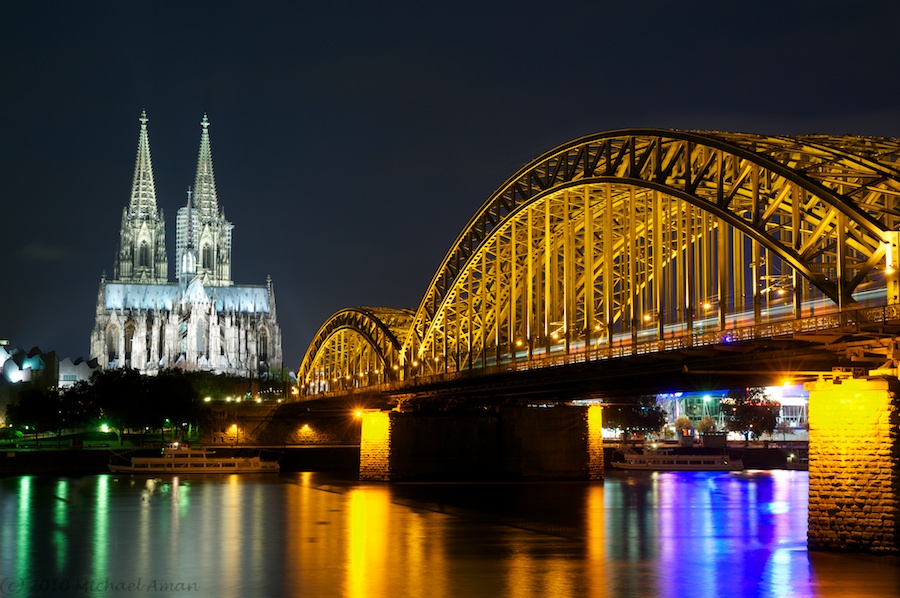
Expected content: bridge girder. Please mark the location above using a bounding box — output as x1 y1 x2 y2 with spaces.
402 130 900 375
299 129 900 394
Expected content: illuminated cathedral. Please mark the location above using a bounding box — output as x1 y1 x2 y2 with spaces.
90 112 282 376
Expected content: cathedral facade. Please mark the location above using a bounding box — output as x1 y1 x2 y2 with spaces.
90 112 283 377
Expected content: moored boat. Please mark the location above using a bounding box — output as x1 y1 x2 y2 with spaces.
109 442 280 474
611 449 742 471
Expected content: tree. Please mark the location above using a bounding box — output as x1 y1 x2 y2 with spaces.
6 387 62 447
61 379 102 431
696 416 717 435
187 371 247 401
88 367 147 445
148 369 201 441
774 420 794 443
603 395 666 446
721 387 780 447
674 416 693 433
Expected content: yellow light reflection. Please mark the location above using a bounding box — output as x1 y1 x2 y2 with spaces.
505 547 578 598
219 475 241 591
399 511 443 598
586 482 606 597
345 486 390 598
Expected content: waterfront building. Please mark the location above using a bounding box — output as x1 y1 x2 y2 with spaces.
0 345 100 425
655 385 809 440
90 112 282 376
1 345 100 388
58 357 101 389
1 345 57 386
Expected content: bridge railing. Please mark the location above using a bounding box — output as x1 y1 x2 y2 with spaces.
301 303 900 400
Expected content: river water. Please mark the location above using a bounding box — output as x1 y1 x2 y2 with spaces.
1 470 898 597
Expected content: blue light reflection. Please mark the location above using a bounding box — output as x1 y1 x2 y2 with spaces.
609 470 816 598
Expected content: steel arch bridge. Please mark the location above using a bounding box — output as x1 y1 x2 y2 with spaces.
299 307 415 393
298 129 900 396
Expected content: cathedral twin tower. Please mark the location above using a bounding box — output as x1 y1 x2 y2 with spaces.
90 112 282 376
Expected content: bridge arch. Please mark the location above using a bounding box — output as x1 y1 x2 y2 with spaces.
297 307 414 393
402 129 900 375
297 129 900 390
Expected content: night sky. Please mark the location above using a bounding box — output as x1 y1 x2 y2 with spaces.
3 1 900 371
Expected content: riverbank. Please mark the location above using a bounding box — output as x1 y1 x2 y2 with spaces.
1 443 805 476
0 445 361 476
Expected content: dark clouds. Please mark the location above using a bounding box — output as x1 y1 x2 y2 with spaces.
2 1 899 368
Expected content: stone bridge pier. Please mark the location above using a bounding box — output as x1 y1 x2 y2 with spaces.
806 376 899 554
359 404 604 482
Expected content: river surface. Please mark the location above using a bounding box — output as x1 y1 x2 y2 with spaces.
1 470 898 597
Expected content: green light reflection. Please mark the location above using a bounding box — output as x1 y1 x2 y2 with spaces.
16 476 32 581
54 479 68 574
93 475 109 580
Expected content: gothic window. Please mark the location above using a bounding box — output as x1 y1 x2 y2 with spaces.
259 328 269 363
202 245 212 269
124 321 136 364
180 320 188 355
158 320 166 364
107 326 118 363
139 241 150 268
146 315 153 357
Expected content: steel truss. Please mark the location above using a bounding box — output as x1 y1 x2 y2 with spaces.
298 307 413 393
299 130 900 393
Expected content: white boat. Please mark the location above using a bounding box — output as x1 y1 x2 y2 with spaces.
109 442 280 474
611 449 742 471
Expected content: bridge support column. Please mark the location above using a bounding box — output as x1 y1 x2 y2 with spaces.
358 406 603 482
501 405 603 480
805 376 899 554
587 405 604 480
359 411 392 481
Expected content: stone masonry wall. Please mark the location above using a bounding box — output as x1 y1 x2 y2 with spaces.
500 406 591 479
806 376 899 554
386 412 501 481
360 406 593 482
201 405 362 446
587 404 604 480
359 411 391 481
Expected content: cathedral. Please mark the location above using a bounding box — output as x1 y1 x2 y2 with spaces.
90 112 283 377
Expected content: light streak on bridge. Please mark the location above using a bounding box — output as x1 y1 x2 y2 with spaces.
298 130 900 397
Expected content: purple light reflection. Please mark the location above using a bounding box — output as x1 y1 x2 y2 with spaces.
605 470 815 598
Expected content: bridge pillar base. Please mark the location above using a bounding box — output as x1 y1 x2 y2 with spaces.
805 376 899 554
358 405 603 482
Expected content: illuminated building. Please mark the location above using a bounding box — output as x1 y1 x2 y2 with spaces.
0 346 100 424
89 112 282 376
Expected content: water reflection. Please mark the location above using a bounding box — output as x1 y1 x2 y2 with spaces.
0 471 897 597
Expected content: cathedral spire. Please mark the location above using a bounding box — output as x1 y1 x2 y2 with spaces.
128 110 158 217
114 111 168 283
187 113 233 287
193 113 219 220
